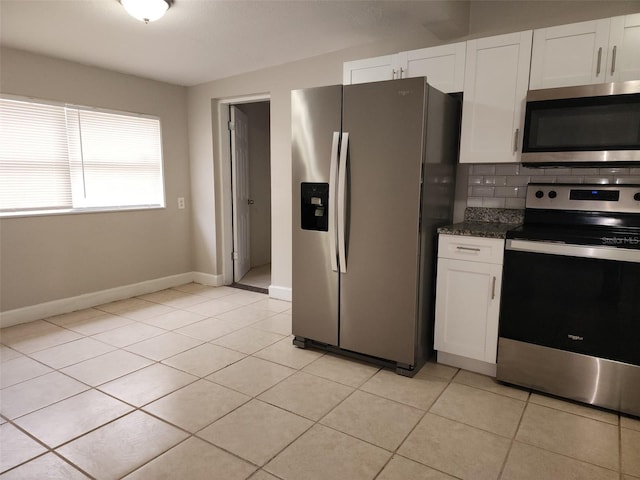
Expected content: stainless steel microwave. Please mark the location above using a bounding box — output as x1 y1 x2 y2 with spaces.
521 80 640 166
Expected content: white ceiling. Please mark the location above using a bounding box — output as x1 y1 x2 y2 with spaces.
0 0 470 87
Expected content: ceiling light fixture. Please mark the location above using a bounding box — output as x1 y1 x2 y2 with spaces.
121 0 172 24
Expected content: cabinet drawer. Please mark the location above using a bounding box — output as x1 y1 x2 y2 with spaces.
438 234 505 264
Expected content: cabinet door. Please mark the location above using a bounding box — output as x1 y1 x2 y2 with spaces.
434 258 502 363
401 42 466 93
343 55 395 84
607 14 640 82
530 19 610 89
459 31 532 164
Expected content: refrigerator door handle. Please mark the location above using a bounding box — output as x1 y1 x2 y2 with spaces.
328 132 340 272
337 132 349 273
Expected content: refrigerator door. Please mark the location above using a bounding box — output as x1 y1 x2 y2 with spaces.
291 85 342 346
339 78 427 366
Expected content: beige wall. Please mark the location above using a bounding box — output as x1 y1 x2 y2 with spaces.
187 1 639 296
0 48 192 311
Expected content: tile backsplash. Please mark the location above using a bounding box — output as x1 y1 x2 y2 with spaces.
466 164 640 209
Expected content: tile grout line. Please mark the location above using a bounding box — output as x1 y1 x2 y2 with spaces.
0 412 98 479
0 285 277 478
619 414 623 480
3 284 632 479
371 366 464 480
4 313 484 480
115 290 298 477
508 400 624 476
496 389 531 480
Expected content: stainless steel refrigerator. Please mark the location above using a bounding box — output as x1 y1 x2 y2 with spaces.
292 77 459 376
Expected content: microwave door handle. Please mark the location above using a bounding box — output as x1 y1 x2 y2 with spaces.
328 132 339 272
611 45 617 76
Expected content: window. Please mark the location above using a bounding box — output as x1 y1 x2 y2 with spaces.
0 96 165 215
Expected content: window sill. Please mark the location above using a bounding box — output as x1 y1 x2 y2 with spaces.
0 205 166 219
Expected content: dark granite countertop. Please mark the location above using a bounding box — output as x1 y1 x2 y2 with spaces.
437 207 524 239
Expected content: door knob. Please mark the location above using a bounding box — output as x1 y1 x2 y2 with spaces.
248 199 255 205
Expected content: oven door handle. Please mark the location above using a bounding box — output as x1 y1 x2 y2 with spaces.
506 239 640 263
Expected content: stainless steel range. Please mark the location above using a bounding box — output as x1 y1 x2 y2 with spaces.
497 183 640 416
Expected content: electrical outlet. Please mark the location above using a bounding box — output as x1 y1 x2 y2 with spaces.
178 197 185 209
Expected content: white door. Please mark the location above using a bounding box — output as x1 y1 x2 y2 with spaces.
402 42 466 93
608 14 640 82
530 19 610 89
230 106 251 282
459 30 532 164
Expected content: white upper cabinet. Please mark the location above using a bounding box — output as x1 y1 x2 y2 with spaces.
343 43 466 93
400 42 466 93
343 55 396 85
459 31 533 164
530 19 610 89
530 14 640 89
608 13 640 82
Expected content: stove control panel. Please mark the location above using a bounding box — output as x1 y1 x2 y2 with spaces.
526 183 640 214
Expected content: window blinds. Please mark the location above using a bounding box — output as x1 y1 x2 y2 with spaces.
0 96 164 214
0 98 72 211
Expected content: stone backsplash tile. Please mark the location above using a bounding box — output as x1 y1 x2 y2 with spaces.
466 164 639 209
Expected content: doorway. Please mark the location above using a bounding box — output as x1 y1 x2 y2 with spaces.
229 101 271 293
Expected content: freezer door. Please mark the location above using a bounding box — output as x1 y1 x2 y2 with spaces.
339 78 427 366
291 85 342 346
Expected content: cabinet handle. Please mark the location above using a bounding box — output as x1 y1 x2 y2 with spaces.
513 128 519 153
392 69 397 79
596 47 602 76
456 246 481 252
491 276 496 300
400 67 405 79
611 45 617 76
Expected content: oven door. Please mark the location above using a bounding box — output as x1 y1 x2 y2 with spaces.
499 239 640 366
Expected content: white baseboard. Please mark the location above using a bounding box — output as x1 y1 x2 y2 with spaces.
192 272 224 287
269 285 292 302
436 351 497 377
0 271 223 328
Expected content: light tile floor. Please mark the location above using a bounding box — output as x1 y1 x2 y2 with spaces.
1 283 639 480
238 264 271 290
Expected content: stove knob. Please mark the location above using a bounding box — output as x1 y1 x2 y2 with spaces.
634 192 640 201
548 190 557 199
535 190 544 198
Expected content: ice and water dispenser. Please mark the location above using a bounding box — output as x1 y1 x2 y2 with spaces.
300 183 329 231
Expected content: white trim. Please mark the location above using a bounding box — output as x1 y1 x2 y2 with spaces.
192 272 224 287
436 351 497 377
0 271 224 328
219 93 270 106
269 285 292 302
218 103 234 286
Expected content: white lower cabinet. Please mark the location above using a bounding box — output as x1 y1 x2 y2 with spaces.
434 235 504 372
